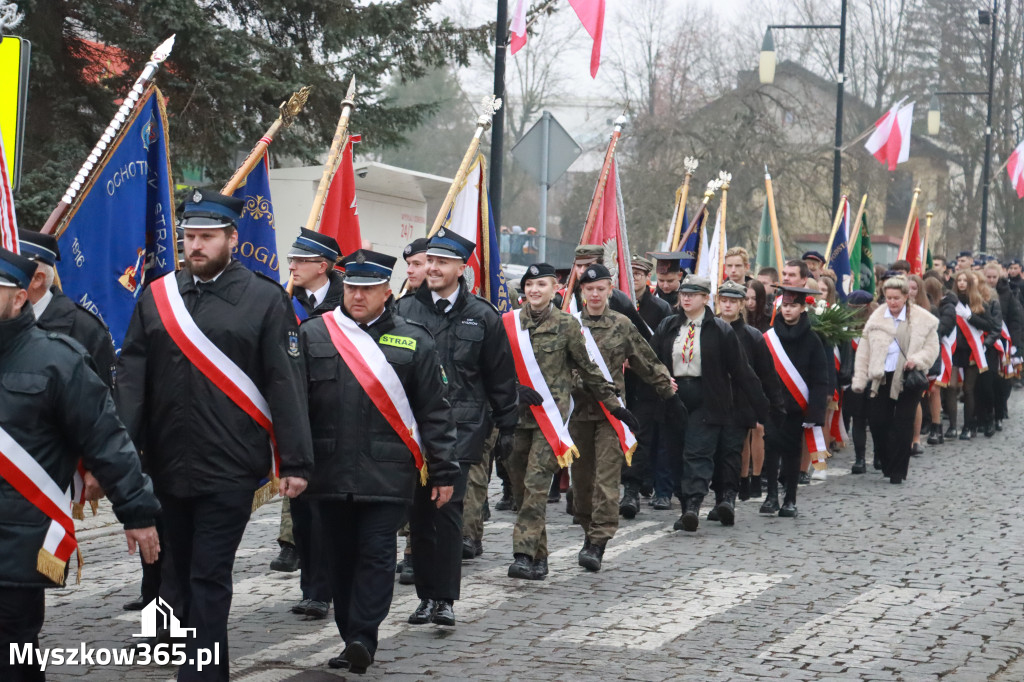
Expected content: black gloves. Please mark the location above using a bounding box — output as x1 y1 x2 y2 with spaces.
517 385 544 406
611 406 640 433
494 429 516 462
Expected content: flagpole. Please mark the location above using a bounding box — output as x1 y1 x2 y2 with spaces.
846 193 868 250
716 172 732 305
561 115 627 311
673 180 721 267
669 157 698 250
41 35 176 236
764 166 784 269
221 87 311 196
898 187 922 259
824 194 849 260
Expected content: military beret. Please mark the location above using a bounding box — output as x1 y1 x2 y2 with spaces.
520 262 557 289
579 263 612 285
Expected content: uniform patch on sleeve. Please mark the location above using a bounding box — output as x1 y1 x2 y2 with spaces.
440 365 449 385
287 331 300 357
379 334 417 351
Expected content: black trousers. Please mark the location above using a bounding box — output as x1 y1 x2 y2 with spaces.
765 411 803 504
410 462 469 601
709 425 748 500
843 388 868 458
621 398 658 492
0 586 44 682
867 373 919 480
160 489 253 682
318 500 406 657
291 495 331 602
995 374 1013 420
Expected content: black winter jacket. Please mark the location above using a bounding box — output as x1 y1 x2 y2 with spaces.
115 262 314 497
397 280 518 462
729 318 785 426
768 313 828 425
294 269 345 319
300 303 459 502
996 278 1024 350
36 287 116 388
0 307 159 587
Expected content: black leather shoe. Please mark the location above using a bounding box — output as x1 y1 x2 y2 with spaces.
399 556 415 585
341 641 372 674
431 600 455 626
983 422 996 438
462 537 477 559
706 505 720 522
270 543 300 572
778 501 798 518
995 419 1003 432
577 538 592 567
911 443 924 456
123 596 147 611
889 475 904 484
678 497 701 532
579 544 604 572
715 493 736 526
532 557 548 579
651 496 671 510
759 494 780 515
408 599 436 624
508 554 536 580
798 472 811 485
944 426 958 439
959 428 971 441
495 491 513 511
619 489 640 519
291 599 312 615
305 600 329 619
851 457 867 474
328 652 349 670
927 425 941 445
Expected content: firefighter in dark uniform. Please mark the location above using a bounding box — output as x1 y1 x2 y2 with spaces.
0 248 160 682
289 228 345 318
396 229 518 627
116 190 313 682
300 249 458 674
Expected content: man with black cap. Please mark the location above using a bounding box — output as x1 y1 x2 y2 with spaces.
116 188 313 681
649 251 687 309
650 274 769 532
288 227 344 318
505 263 621 580
299 248 458 674
569 264 674 570
400 237 430 295
956 250 974 273
0 247 161 681
631 254 672 331
396 227 518 627
802 250 825 279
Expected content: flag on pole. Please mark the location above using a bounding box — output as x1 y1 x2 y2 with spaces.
57 88 176 350
906 214 923 275
231 153 281 281
755 200 776 272
864 100 915 171
696 211 710 280
699 208 726 299
441 154 512 311
0 123 19 253
827 200 852 301
510 0 529 55
679 209 702 275
318 135 362 256
1006 139 1024 199
579 159 633 298
850 211 875 295
568 0 606 78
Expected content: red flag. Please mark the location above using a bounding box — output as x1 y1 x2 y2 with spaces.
585 159 632 297
906 214 923 275
318 135 362 256
509 0 528 55
0 123 20 253
568 0 605 78
1007 139 1024 199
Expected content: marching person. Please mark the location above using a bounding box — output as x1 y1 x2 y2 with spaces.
504 263 623 580
569 264 675 570
116 190 313 682
288 228 344 318
760 287 828 517
0 248 161 682
396 229 518 626
852 277 939 484
651 275 769 532
400 237 430 295
649 251 687 309
299 248 458 674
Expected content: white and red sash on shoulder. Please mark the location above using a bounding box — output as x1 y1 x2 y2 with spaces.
764 328 829 470
936 330 956 387
995 322 1020 379
503 310 579 468
322 309 428 484
150 275 281 506
0 423 79 585
954 305 988 372
573 313 637 464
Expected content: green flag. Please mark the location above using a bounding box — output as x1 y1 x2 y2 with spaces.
755 200 776 271
850 211 875 295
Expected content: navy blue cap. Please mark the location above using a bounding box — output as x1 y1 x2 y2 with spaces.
403 238 430 260
288 228 341 262
426 228 475 262
340 249 396 286
520 262 557 289
180 188 244 229
847 290 874 306
801 250 825 264
0 248 39 289
1009 258 1022 266
578 263 612 285
882 269 903 280
957 250 973 259
17 230 60 266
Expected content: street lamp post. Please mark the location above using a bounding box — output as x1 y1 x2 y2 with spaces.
758 0 848 218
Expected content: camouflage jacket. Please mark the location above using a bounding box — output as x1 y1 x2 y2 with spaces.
514 305 618 428
572 309 675 421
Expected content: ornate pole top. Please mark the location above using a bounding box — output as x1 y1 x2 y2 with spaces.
718 170 733 190
684 157 699 175
279 86 312 128
476 95 503 130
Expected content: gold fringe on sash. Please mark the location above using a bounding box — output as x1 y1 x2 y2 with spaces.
555 445 580 469
37 548 67 586
623 442 637 468
72 503 85 521
251 475 280 512
418 464 429 487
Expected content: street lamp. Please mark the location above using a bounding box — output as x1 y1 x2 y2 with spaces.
757 0 848 217
927 95 941 136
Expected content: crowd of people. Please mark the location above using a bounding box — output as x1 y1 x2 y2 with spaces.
1 188 1021 681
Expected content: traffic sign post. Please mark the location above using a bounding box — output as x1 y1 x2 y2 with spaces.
0 35 31 191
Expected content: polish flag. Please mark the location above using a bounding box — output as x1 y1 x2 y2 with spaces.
568 0 606 78
0 123 19 254
318 134 362 257
509 0 528 55
1007 139 1024 199
906 214 923 276
864 100 915 171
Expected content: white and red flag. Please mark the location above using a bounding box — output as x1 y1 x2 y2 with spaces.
319 134 362 256
1006 139 1024 199
582 159 633 300
510 0 528 55
568 0 606 78
0 123 20 254
864 100 915 171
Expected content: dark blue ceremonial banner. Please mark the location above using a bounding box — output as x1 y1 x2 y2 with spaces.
679 207 702 275
232 153 282 282
485 195 512 312
827 201 852 302
58 89 176 350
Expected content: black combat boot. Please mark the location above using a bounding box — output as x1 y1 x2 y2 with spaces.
532 556 548 579
508 554 536 580
675 495 702 532
619 486 640 519
495 485 513 511
851 455 867 474
715 490 736 526
778 496 798 518
579 543 604 572
759 485 780 515
270 543 299 572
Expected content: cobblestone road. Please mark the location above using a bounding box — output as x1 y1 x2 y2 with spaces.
40 393 1024 681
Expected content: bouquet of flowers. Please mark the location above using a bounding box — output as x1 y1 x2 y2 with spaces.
808 299 862 345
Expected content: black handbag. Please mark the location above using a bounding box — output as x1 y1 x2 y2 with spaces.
892 307 930 395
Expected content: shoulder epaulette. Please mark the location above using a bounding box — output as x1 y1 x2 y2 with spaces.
44 330 89 357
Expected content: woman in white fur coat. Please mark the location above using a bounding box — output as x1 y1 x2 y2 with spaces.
852 277 939 484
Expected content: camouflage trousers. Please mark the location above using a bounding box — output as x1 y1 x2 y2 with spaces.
569 418 623 546
463 429 497 543
277 497 293 546
507 427 560 560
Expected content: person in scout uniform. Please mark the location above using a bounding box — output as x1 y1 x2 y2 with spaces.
299 249 458 674
115 189 313 681
396 229 518 628
288 228 344 318
569 264 675 571
504 263 624 580
0 248 160 682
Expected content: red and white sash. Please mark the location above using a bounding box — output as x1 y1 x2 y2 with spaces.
150 275 280 500
0 423 79 585
936 330 956 387
503 309 579 468
955 307 988 372
763 328 828 469
996 322 1016 378
574 313 637 464
322 309 427 484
